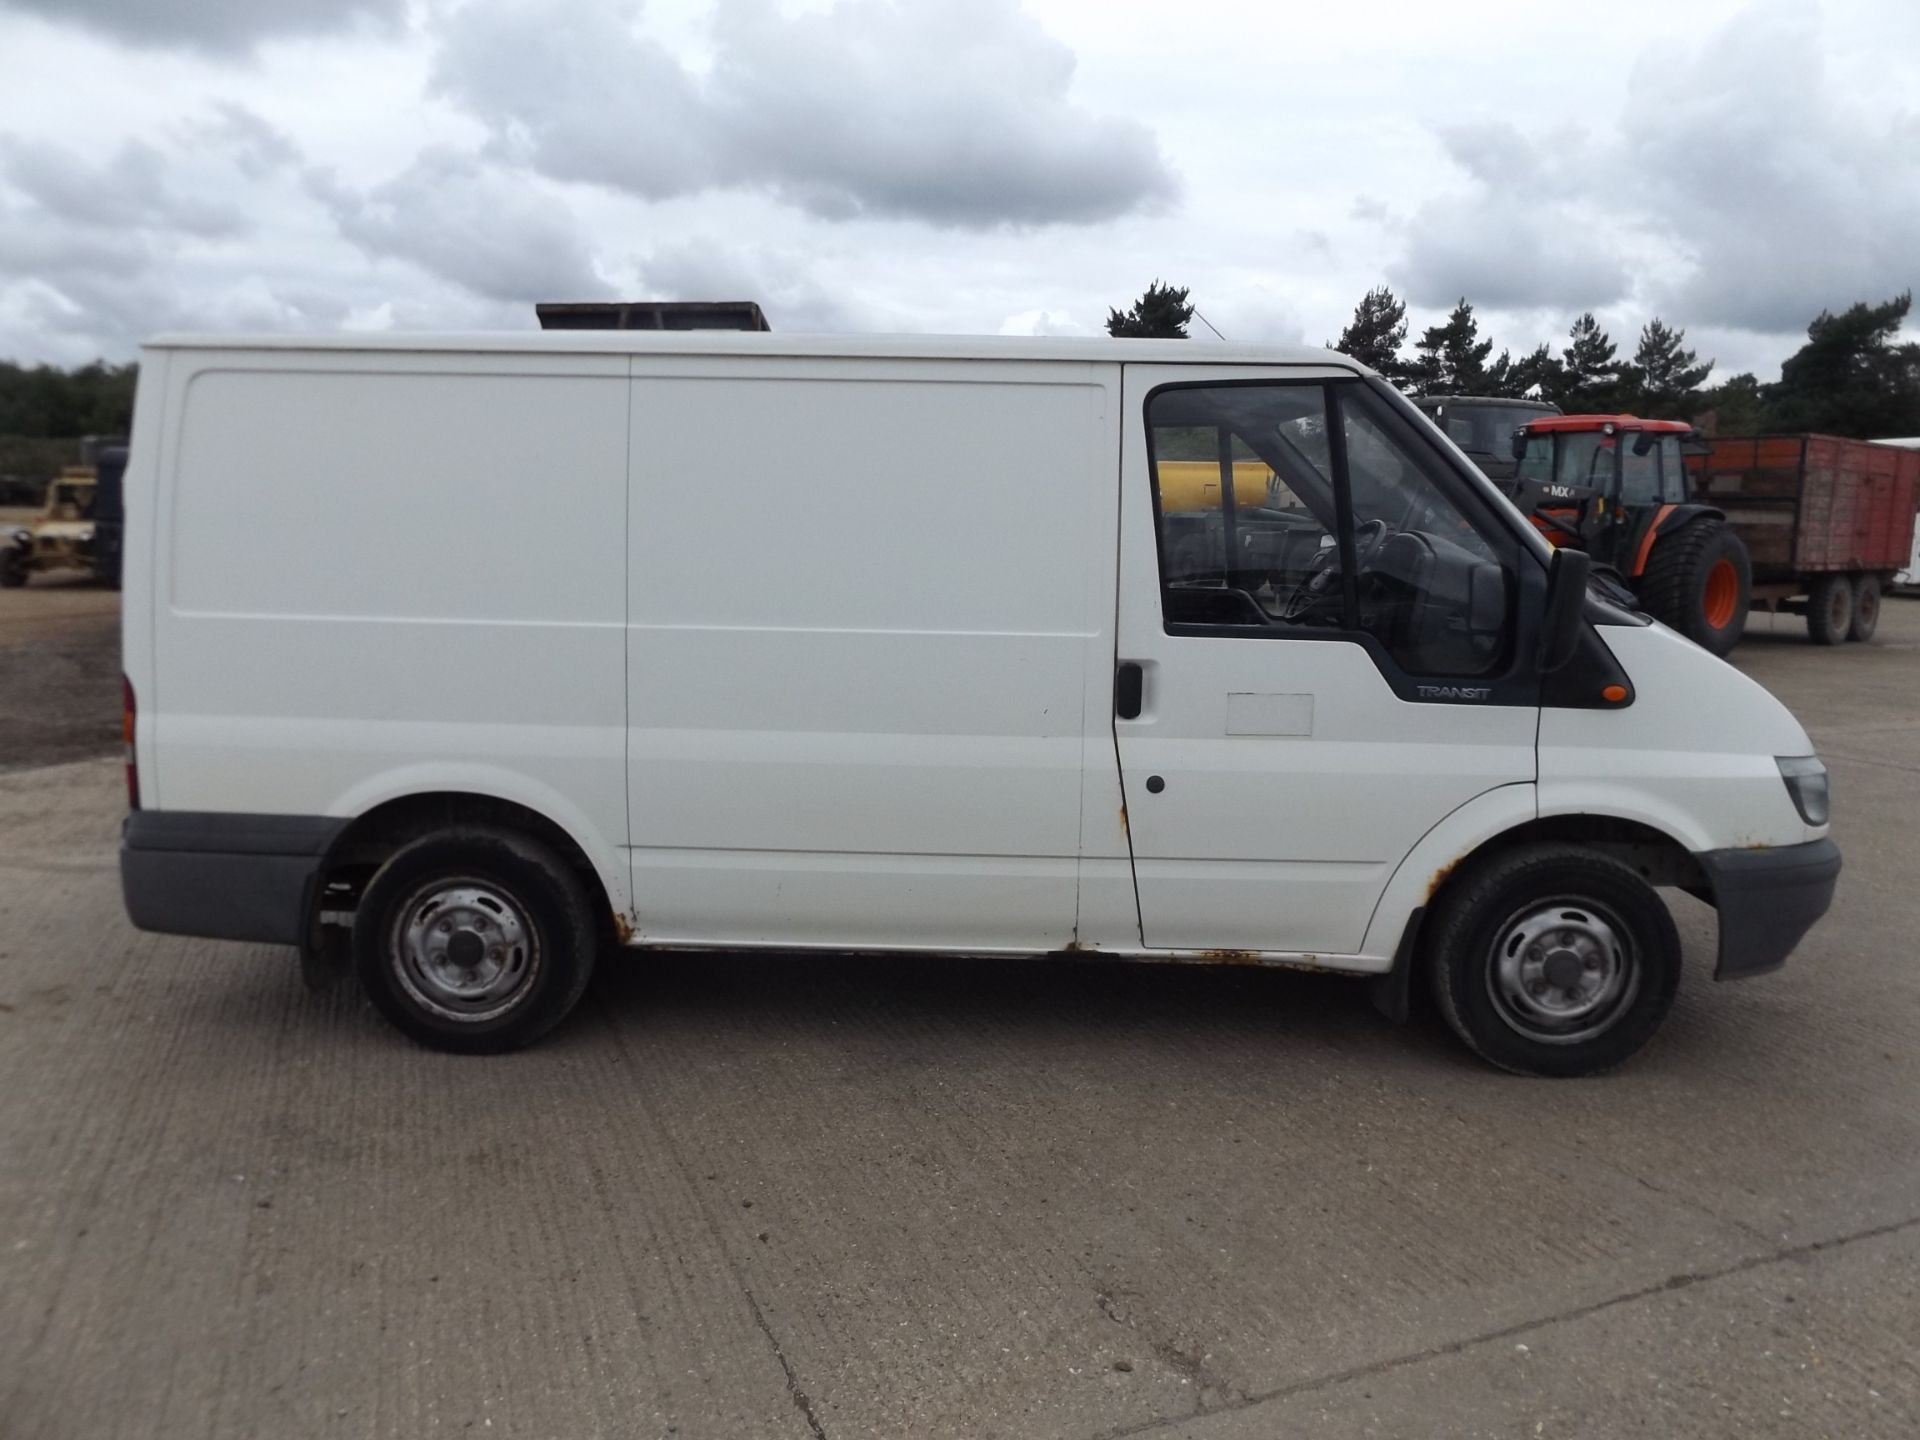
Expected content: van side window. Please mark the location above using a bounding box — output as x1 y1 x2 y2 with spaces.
1148 384 1344 630
1147 382 1514 678
1337 386 1512 677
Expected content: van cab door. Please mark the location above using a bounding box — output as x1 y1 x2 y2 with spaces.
1112 366 1540 956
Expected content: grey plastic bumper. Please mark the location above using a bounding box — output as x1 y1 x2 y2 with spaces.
121 812 345 946
1697 837 1841 980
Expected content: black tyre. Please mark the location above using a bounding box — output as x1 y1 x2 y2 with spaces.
353 826 598 1053
1806 573 1853 646
1639 519 1749 656
1848 573 1881 642
0 549 25 588
1427 844 1682 1077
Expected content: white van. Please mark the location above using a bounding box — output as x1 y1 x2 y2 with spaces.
118 333 1840 1075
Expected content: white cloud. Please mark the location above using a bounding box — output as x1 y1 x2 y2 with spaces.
0 0 407 53
1 137 249 239
431 0 1179 229
1391 0 1920 339
313 148 610 304
0 0 1914 379
999 308 1088 337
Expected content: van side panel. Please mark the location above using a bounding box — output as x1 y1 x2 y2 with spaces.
626 358 1110 950
149 350 632 915
122 352 169 801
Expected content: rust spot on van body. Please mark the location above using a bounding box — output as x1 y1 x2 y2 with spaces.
1118 803 1130 841
1197 948 1264 965
611 912 635 945
1425 859 1461 902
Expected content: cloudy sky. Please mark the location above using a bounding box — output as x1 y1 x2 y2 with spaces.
0 0 1915 381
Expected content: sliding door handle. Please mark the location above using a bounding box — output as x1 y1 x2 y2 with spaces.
1115 662 1144 721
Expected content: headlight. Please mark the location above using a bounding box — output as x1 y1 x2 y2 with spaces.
9 528 28 546
76 527 94 543
1777 756 1829 826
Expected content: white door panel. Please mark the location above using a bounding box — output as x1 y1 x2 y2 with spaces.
1112 364 1537 956
625 358 1119 950
149 353 632 914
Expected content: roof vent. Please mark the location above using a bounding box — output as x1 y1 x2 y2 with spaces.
535 300 770 332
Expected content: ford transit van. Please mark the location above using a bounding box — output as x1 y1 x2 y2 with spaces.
118 334 1840 1075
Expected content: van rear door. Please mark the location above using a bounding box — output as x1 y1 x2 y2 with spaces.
1111 366 1538 957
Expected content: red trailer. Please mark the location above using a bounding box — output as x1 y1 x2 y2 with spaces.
1688 434 1920 644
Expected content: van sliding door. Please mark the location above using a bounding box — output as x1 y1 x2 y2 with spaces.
623 357 1118 952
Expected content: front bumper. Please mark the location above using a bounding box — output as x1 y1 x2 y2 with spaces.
121 812 345 946
1696 837 1842 980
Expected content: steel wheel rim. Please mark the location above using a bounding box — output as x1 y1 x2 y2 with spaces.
1486 896 1640 1045
389 875 541 1023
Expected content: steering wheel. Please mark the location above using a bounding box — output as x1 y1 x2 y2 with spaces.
1283 518 1391 620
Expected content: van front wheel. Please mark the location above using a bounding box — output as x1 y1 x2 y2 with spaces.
1427 845 1681 1076
353 826 598 1053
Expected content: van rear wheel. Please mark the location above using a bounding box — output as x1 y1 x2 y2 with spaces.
353 826 598 1053
1427 845 1681 1077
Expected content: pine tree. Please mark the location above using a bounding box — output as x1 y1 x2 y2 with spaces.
1627 318 1713 417
1556 313 1624 411
1766 293 1920 438
1329 286 1409 381
1509 344 1565 401
1695 373 1766 435
1106 281 1194 338
1407 299 1494 396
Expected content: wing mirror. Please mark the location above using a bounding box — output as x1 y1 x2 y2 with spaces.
1509 430 1529 461
1539 547 1592 674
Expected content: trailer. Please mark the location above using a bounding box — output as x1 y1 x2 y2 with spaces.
1688 435 1920 643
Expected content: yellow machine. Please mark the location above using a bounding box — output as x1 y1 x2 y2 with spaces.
1 467 101 587
1154 459 1297 512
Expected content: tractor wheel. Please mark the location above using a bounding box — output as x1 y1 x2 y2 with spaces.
0 549 25 588
1848 574 1882 642
1807 574 1853 646
1639 519 1750 657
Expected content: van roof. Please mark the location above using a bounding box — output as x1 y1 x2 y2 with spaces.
142 329 1366 371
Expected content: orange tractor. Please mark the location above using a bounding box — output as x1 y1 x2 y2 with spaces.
1506 415 1751 655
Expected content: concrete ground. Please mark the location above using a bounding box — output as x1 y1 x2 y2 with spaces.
0 571 121 774
2 597 1918 1439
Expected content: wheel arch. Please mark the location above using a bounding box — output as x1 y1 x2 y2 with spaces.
316 786 629 942
1441 814 1707 893
1362 785 1704 973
